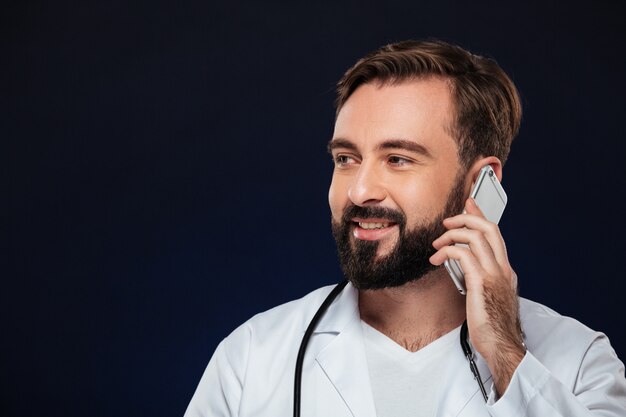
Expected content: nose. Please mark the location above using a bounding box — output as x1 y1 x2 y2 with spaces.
347 162 387 206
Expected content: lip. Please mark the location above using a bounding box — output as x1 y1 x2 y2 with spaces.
351 217 395 223
352 220 398 241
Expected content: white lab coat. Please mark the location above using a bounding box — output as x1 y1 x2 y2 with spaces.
185 283 626 416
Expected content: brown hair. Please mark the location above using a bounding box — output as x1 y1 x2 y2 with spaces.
335 40 522 167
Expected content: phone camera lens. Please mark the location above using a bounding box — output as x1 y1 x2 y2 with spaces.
488 170 494 177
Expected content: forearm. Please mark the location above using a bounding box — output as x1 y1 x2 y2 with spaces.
490 342 526 396
482 280 526 397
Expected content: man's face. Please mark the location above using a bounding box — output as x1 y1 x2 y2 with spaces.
328 78 468 289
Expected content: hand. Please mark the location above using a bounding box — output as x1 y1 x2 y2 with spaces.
429 197 526 397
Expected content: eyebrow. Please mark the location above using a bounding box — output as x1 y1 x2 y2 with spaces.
327 138 433 159
376 139 433 158
327 138 357 153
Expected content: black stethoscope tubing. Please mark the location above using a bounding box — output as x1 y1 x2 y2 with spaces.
293 280 487 417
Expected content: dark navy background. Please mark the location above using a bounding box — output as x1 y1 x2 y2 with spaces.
4 1 625 416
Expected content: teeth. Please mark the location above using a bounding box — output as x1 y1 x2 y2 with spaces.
358 222 390 230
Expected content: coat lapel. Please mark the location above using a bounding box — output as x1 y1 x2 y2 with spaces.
435 341 493 417
306 282 493 417
311 283 377 417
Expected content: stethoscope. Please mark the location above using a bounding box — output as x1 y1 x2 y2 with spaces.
293 280 488 417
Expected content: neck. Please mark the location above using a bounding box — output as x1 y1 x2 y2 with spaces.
358 267 466 352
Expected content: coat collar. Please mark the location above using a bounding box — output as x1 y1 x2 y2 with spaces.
309 282 493 417
310 282 359 334
312 283 376 417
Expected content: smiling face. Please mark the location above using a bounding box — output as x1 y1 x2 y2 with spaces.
328 77 470 289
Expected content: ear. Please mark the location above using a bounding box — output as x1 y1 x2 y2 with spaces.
467 156 503 184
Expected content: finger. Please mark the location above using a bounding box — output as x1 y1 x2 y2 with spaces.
429 245 487 291
443 213 493 231
443 213 508 267
510 269 518 291
431 228 500 274
433 227 492 250
465 197 485 218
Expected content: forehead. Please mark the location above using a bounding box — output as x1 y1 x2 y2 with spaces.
332 78 458 156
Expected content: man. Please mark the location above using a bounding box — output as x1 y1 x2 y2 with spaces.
185 40 626 416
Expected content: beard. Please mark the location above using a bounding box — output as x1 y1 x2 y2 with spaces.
331 171 467 290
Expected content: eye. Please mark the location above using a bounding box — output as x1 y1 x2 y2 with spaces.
333 154 358 167
387 155 412 166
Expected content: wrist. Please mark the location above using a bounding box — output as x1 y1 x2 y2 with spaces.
489 342 526 397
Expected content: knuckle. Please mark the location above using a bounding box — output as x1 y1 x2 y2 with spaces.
459 247 473 262
468 229 481 240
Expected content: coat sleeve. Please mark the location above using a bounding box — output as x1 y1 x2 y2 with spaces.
486 334 626 416
184 325 252 417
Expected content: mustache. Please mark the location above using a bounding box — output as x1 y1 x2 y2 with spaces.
341 204 406 226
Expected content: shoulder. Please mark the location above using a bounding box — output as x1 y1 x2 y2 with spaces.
185 285 340 416
518 297 619 384
220 284 337 357
519 297 600 345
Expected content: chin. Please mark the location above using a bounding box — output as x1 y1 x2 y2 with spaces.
374 241 397 258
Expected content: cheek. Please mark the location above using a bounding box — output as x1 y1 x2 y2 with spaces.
328 176 346 221
391 175 450 224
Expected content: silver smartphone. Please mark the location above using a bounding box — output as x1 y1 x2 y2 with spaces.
444 165 507 295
